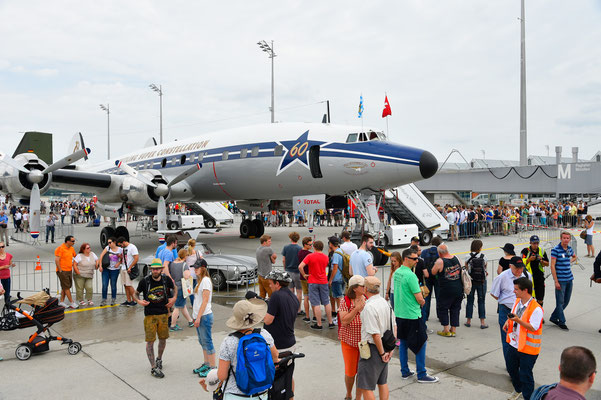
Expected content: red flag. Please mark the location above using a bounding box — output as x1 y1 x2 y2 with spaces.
382 95 392 118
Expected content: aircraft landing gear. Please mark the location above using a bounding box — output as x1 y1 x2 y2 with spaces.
115 226 130 242
100 227 115 248
239 218 265 239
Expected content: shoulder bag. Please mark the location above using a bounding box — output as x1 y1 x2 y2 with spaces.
181 263 194 299
381 306 397 353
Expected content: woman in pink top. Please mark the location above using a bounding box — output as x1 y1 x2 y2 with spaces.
0 241 15 304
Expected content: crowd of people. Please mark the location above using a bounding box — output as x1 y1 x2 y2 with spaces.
439 201 596 241
1 222 600 399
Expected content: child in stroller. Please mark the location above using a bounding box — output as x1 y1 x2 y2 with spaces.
0 289 81 360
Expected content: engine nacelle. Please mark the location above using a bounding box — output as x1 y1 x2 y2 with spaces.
0 154 52 200
119 176 156 209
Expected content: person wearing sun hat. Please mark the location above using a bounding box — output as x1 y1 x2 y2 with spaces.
199 298 279 399
497 243 516 275
134 258 176 379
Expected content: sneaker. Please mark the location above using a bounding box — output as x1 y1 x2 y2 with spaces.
417 374 439 383
128 301 136 307
198 367 213 378
120 302 130 307
508 390 522 400
464 322 471 327
558 324 569 331
402 370 415 379
427 329 434 334
88 300 94 306
100 300 107 307
549 318 560 327
193 364 210 375
302 317 311 323
188 321 195 328
155 358 163 370
310 323 323 330
110 298 116 306
151 367 164 378
328 323 336 329
79 300 87 306
59 301 69 308
70 302 79 309
437 331 452 337
480 324 489 329
297 310 305 316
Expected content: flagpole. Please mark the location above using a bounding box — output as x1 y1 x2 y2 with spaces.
385 91 389 138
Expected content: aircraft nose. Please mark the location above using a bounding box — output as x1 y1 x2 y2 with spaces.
419 150 438 179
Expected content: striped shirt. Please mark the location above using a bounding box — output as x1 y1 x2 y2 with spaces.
550 243 574 282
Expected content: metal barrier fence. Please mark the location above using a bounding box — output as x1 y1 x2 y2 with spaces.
8 223 75 245
452 220 562 242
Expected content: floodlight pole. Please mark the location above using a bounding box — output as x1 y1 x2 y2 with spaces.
257 40 276 123
149 84 163 144
99 104 110 160
519 0 527 166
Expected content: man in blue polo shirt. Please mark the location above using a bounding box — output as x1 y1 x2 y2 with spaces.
549 231 577 331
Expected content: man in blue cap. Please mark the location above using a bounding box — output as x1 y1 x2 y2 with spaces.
521 235 549 308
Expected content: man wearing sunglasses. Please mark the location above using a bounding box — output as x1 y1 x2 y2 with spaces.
393 248 438 384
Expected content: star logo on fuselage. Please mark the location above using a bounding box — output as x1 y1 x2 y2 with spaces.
276 130 325 176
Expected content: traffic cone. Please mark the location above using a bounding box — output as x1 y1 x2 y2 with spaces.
35 255 42 271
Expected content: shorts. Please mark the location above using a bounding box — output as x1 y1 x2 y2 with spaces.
308 283 330 307
119 269 134 287
277 345 297 354
301 280 309 295
341 341 360 377
196 312 215 354
56 270 72 290
331 281 345 298
288 271 301 290
144 314 169 342
174 286 186 308
586 235 593 245
357 343 389 390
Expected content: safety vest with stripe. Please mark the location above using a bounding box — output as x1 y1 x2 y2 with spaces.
522 247 545 274
506 298 543 355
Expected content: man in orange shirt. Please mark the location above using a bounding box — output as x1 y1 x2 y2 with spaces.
55 235 77 309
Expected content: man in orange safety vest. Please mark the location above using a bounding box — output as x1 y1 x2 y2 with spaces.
503 277 543 400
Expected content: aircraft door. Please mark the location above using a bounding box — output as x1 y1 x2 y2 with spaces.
309 145 323 178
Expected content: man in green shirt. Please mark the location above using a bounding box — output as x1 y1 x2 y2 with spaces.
393 248 439 384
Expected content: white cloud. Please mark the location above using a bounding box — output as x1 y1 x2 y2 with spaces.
0 0 600 164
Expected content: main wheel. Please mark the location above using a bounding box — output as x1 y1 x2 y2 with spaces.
381 235 390 248
210 270 227 290
420 230 433 246
240 219 253 238
204 219 216 229
68 342 82 355
252 219 264 237
16 344 32 361
167 220 179 230
100 227 116 248
115 226 130 242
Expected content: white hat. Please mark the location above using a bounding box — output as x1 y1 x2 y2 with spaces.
348 275 365 287
205 368 220 392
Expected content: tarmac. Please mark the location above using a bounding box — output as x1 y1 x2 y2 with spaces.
1 221 600 400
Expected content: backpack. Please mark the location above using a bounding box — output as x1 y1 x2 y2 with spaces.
334 250 351 281
467 253 486 283
231 329 275 395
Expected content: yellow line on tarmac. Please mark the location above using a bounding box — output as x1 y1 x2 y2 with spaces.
64 304 121 314
452 241 532 256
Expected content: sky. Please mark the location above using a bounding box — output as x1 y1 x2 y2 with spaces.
1 0 600 166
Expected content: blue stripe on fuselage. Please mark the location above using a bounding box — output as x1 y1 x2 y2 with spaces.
99 140 421 174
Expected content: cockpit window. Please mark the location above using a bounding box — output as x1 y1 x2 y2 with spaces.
346 133 358 143
369 131 379 141
359 132 368 142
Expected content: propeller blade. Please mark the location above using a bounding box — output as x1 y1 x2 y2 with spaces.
42 147 90 174
167 163 202 188
29 183 41 239
157 196 167 232
0 152 29 173
115 160 157 188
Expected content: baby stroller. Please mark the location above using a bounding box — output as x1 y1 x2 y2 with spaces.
0 289 82 360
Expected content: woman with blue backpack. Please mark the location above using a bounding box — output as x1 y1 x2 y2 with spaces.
200 297 278 399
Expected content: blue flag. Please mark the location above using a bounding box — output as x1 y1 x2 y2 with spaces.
358 95 364 118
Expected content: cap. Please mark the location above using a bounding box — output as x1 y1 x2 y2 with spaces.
348 275 365 287
411 236 420 243
265 270 292 283
500 243 516 255
328 236 341 246
150 258 163 269
529 235 540 243
193 258 208 269
510 256 525 268
364 276 381 293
